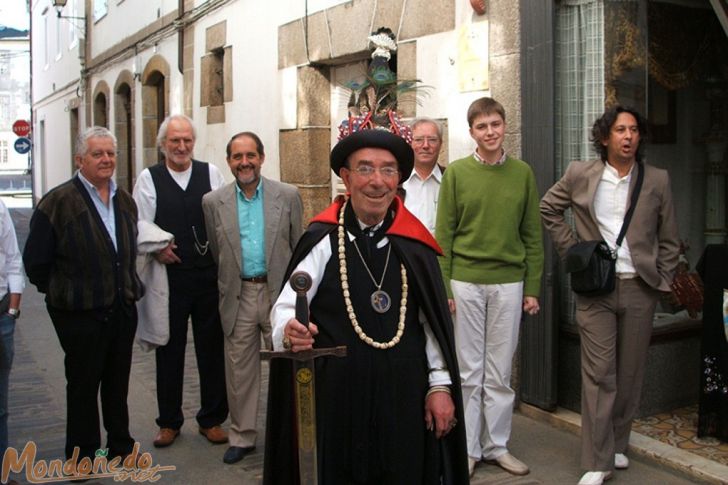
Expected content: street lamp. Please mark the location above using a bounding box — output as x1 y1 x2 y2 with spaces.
52 0 85 21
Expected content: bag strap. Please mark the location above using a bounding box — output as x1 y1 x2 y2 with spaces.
615 162 644 249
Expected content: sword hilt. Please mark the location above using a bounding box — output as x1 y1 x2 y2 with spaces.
291 271 312 328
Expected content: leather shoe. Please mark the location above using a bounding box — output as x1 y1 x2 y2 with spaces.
578 471 613 485
614 453 629 469
199 425 228 444
153 428 180 448
223 446 255 464
468 457 477 477
486 452 529 476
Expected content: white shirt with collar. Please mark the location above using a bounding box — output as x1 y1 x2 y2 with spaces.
402 164 443 235
594 162 637 275
0 199 25 300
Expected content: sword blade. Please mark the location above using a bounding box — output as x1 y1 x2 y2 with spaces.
293 359 317 485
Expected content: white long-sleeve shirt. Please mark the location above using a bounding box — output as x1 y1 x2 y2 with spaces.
0 200 25 299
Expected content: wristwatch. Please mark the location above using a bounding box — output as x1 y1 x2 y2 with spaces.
7 308 20 319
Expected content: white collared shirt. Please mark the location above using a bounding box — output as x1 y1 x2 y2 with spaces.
78 171 118 250
0 199 25 300
402 165 443 234
594 162 637 274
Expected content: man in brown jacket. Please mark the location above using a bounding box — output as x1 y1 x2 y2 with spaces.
540 106 680 485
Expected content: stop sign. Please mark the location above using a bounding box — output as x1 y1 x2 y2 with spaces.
12 120 30 137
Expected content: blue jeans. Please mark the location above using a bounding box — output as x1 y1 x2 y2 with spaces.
0 313 15 460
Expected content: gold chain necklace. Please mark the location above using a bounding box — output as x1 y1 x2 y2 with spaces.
338 200 407 349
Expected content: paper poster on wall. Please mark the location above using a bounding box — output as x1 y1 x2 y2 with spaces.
457 22 489 93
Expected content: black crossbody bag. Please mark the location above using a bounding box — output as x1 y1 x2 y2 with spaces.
564 162 644 296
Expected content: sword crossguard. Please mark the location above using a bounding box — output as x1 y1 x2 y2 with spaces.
261 346 347 362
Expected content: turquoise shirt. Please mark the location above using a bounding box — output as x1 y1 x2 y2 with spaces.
236 181 266 278
77 172 118 251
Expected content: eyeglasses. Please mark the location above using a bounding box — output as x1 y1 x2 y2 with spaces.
351 166 400 179
412 136 440 146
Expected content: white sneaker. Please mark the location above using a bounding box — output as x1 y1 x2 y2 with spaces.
578 471 613 485
614 453 629 469
486 452 529 476
468 457 477 477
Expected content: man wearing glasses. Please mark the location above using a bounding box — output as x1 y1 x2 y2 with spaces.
401 118 446 235
264 129 469 484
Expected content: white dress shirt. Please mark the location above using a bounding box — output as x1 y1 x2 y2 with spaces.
594 162 637 275
0 200 25 299
402 165 443 235
270 226 452 386
133 162 225 222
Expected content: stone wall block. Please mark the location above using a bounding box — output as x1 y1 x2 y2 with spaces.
397 41 417 119
297 66 330 127
305 11 332 63
488 0 520 56
372 0 405 32
489 53 522 137
399 0 455 41
280 129 331 185
327 0 376 58
298 186 333 224
279 20 308 69
205 21 226 51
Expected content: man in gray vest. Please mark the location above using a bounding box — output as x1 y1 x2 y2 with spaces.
133 114 228 448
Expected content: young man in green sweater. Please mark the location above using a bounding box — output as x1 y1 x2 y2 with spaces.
435 97 543 477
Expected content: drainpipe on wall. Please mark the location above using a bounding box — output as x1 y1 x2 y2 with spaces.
178 0 184 74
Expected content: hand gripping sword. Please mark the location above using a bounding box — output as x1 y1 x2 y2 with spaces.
261 271 346 485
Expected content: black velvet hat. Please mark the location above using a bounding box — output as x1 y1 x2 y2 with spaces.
330 129 414 181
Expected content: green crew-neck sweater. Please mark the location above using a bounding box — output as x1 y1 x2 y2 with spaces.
435 154 544 297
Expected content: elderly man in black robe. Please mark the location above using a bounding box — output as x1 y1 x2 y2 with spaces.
263 129 468 484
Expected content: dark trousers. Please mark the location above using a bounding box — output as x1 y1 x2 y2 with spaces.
48 303 137 460
155 265 228 430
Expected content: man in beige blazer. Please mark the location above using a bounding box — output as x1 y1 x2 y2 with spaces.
540 106 679 485
202 132 303 464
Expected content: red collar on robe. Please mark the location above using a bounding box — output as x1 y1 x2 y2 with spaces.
310 194 442 255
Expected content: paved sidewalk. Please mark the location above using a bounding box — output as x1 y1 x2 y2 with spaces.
4 208 710 484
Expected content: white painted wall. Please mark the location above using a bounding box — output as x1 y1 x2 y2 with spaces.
90 0 179 57
31 0 85 197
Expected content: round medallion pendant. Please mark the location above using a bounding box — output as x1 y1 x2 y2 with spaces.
371 290 391 313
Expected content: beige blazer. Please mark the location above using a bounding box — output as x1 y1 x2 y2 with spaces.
202 177 303 335
540 159 680 292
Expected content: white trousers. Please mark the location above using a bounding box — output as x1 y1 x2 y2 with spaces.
452 279 523 460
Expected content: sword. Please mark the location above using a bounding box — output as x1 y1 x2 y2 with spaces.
261 271 346 485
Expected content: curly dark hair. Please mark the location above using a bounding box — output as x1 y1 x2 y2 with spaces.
590 106 648 163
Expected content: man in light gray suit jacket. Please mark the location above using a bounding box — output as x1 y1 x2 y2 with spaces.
540 106 679 485
202 132 303 465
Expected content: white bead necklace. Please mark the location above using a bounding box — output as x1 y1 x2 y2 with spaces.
337 200 407 350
